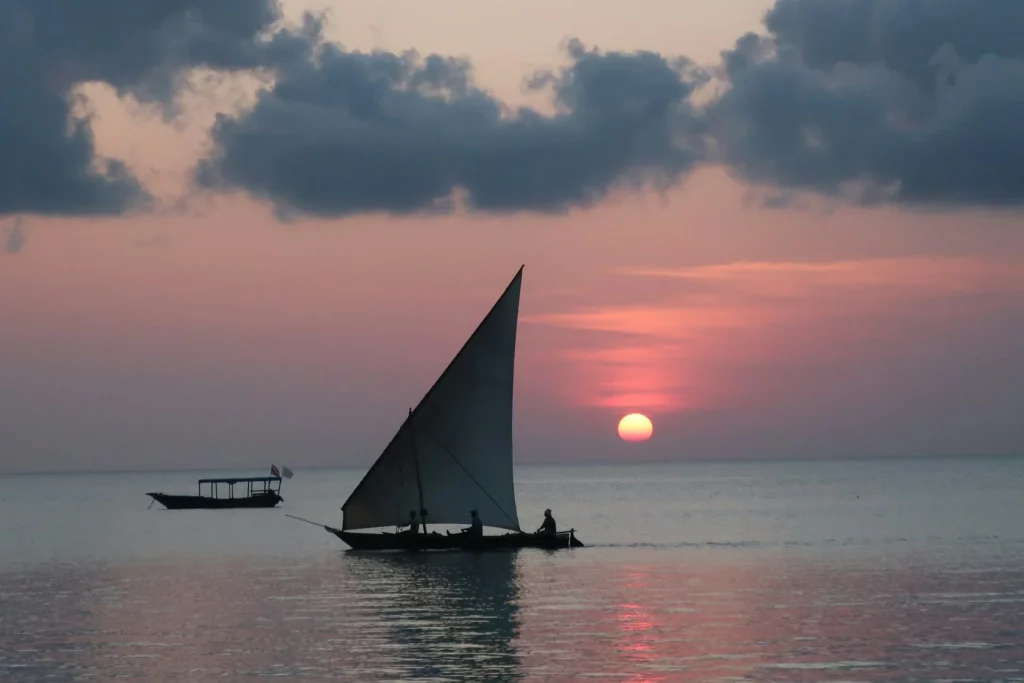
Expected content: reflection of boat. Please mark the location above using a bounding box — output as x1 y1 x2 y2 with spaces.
330 267 583 551
344 551 521 679
147 476 282 510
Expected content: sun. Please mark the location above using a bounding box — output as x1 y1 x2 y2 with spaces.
617 413 653 442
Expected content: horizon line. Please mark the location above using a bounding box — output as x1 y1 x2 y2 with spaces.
2 451 1022 476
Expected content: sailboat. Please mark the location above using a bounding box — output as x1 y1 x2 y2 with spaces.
325 266 583 551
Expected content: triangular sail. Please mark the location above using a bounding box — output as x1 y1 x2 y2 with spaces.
341 268 523 532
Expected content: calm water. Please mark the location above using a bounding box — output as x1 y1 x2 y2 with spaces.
2 457 1024 681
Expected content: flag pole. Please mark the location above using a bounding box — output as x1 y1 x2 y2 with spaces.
271 464 282 496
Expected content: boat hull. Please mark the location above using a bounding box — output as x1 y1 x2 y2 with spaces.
330 527 583 551
147 492 282 510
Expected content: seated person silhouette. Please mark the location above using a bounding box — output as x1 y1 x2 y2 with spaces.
398 510 419 535
462 509 483 537
446 509 483 538
536 509 557 536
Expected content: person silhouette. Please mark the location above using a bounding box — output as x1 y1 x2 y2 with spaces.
399 510 419 535
463 509 483 537
536 509 556 536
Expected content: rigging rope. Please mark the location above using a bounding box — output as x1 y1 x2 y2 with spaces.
420 427 522 532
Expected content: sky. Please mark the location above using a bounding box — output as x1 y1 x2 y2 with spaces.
2 0 1024 473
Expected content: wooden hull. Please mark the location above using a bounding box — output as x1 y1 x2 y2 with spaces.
147 492 282 510
329 527 583 551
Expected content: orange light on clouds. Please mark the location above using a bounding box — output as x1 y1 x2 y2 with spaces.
566 344 699 411
618 413 653 441
525 255 1024 422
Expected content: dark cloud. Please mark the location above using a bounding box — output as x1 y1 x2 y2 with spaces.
197 1 1024 216
715 0 1024 207
6 0 1024 219
3 219 26 253
0 13 145 217
0 0 316 217
764 0 1024 89
196 39 708 216
21 1 321 107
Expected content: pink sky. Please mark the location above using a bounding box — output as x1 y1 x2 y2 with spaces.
2 1 1023 472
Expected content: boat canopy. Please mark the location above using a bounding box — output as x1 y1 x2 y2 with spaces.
197 476 281 484
341 267 524 533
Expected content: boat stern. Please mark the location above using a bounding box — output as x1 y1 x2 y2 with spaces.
566 529 584 548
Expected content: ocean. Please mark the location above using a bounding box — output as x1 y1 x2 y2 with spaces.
2 457 1023 682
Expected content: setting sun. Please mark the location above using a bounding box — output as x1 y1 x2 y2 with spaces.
617 413 654 442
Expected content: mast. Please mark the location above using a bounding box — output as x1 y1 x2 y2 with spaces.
408 407 427 533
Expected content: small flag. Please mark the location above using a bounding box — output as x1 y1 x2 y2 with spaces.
271 464 281 478
281 466 294 479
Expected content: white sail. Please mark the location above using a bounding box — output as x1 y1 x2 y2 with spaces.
341 268 523 532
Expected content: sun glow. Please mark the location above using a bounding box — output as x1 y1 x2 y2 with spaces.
617 413 653 442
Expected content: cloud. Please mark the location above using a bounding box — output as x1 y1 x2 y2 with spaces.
188 0 1024 215
4 0 320 107
615 258 1024 297
196 39 709 216
6 0 1024 219
0 29 145 217
714 0 1024 208
3 219 26 253
0 0 317 217
764 0 1024 89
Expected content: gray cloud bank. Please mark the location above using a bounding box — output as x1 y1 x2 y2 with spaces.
716 0 1024 207
3 0 1024 219
0 0 315 216
197 39 708 215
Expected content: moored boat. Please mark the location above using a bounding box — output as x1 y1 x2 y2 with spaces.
148 469 290 510
328 266 584 551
